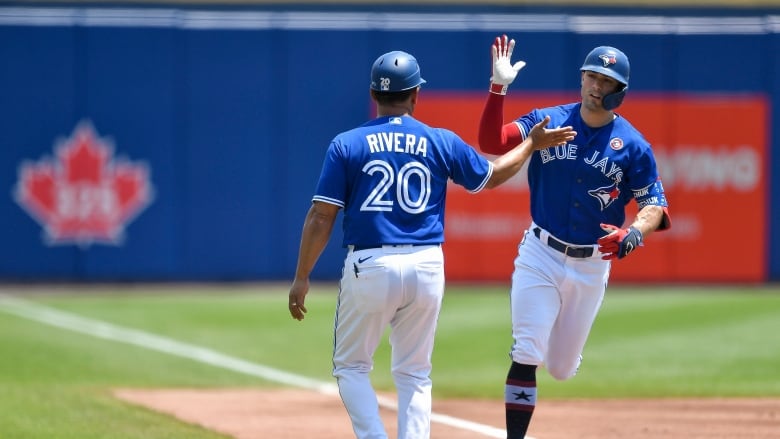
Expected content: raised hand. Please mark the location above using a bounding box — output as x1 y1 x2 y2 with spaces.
490 35 527 95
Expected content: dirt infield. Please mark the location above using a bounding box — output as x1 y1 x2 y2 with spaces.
114 388 779 439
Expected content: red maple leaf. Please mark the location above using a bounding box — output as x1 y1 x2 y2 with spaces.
61 126 109 184
16 163 57 221
14 121 154 246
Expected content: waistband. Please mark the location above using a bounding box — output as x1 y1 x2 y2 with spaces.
532 227 596 259
349 243 440 252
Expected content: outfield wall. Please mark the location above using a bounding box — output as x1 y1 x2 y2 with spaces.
0 4 778 282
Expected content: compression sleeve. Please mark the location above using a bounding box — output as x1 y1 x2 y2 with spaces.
478 92 524 155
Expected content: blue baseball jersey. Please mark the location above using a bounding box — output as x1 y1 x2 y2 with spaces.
516 103 668 245
314 115 492 247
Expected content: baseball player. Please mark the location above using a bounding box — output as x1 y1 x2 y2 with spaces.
288 50 575 439
478 35 672 438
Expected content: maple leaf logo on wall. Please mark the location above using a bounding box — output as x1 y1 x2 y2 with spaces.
13 121 155 247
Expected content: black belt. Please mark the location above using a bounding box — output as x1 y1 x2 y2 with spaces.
352 243 436 251
532 228 594 258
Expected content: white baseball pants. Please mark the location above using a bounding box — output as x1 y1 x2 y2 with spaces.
510 223 611 380
333 244 444 439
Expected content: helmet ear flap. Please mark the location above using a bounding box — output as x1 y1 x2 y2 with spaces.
602 86 627 111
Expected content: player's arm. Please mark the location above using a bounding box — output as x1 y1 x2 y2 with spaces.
629 204 668 238
485 116 575 189
478 35 526 155
289 201 340 321
479 94 525 155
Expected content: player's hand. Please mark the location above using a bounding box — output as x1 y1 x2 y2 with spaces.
528 116 576 150
490 34 527 95
597 224 643 260
288 278 309 321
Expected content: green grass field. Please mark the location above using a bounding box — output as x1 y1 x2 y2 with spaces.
1 283 778 438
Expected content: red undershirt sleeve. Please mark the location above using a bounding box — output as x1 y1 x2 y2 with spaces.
478 92 524 155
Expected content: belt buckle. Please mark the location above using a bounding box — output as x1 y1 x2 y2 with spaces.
565 244 591 258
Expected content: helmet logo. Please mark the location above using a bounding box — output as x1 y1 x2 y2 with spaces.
599 54 617 67
379 77 391 91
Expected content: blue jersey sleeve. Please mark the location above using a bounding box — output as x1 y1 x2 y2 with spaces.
515 109 544 140
312 139 348 208
626 144 668 208
436 128 492 193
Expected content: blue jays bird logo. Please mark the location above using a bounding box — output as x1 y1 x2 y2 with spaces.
599 54 617 67
588 184 621 210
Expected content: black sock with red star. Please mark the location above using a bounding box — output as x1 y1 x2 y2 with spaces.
505 362 537 439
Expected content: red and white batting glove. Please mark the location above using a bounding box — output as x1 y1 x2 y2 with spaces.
490 34 527 95
597 223 643 260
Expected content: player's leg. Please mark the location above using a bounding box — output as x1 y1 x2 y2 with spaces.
544 259 610 380
506 234 564 439
333 250 402 439
388 246 444 439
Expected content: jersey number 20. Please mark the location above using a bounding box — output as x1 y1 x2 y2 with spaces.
360 159 431 214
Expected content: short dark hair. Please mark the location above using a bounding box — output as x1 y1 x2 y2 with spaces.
371 88 415 105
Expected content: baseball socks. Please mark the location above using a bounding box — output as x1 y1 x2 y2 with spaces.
505 362 537 438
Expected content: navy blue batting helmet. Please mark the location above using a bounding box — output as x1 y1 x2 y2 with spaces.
580 46 630 110
370 51 427 92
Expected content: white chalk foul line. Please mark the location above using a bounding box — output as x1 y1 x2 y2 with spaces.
0 294 513 439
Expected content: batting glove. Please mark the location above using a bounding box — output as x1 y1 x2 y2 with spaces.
490 35 527 95
597 224 643 260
